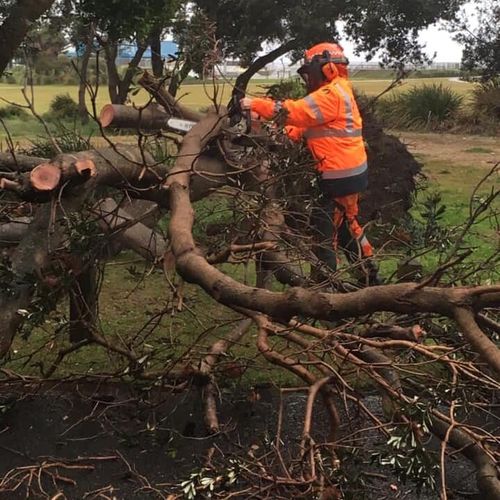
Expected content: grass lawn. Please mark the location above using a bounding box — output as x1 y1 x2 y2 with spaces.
0 77 475 115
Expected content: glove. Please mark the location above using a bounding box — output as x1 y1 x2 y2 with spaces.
240 97 253 110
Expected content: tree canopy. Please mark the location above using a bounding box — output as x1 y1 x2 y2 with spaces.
0 0 57 74
194 0 467 67
453 0 500 80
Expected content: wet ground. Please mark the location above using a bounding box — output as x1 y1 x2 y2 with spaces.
0 381 480 499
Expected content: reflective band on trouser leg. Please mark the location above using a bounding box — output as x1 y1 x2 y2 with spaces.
359 234 374 258
335 194 374 259
343 215 373 259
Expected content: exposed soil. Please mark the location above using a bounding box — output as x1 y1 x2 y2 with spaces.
395 132 500 168
0 382 479 499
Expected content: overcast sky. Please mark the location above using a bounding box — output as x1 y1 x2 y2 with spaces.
341 23 464 63
339 1 478 63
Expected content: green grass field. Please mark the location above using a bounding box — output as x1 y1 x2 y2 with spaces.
0 77 475 115
0 77 476 141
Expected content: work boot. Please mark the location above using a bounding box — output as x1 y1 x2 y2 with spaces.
367 259 384 286
355 258 383 287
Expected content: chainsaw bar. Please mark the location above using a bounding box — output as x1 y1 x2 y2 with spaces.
166 117 197 133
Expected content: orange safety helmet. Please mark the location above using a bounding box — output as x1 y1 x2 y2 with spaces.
298 42 349 91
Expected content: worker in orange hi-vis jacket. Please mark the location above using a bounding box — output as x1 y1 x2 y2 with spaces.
241 41 382 286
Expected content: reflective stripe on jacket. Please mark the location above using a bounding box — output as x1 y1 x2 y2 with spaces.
251 78 368 197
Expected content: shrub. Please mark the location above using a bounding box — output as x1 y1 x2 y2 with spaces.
46 94 80 121
471 78 500 121
0 105 29 120
377 84 464 130
265 78 306 100
21 126 91 157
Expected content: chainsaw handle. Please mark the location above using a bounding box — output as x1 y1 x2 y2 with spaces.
228 91 252 134
242 108 252 134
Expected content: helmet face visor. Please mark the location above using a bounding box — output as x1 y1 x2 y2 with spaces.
297 64 309 84
297 61 323 92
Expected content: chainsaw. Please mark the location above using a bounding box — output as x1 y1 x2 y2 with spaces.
165 88 253 137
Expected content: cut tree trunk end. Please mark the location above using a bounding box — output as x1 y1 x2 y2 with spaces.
30 163 62 191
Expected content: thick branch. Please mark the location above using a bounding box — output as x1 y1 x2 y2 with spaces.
0 217 30 246
454 307 500 375
430 417 500 499
199 318 252 433
69 264 98 343
0 152 48 172
99 104 173 130
139 70 204 122
93 198 167 264
234 39 299 93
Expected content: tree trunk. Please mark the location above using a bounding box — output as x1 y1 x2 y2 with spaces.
0 151 48 171
168 60 192 97
0 0 56 75
117 40 149 105
150 25 163 78
77 24 95 122
103 42 120 104
99 103 171 130
69 263 98 343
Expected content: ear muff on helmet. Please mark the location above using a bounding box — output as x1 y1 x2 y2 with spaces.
321 61 339 81
297 49 349 91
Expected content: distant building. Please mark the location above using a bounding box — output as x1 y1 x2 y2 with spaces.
117 41 178 67
63 40 179 69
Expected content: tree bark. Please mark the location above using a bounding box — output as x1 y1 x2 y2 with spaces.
0 217 31 246
0 146 229 208
103 42 120 104
168 60 193 97
140 71 204 122
69 263 98 343
0 0 56 75
150 25 163 78
234 39 299 93
102 37 149 104
77 24 95 122
99 103 172 130
93 198 167 264
117 39 149 104
0 151 48 171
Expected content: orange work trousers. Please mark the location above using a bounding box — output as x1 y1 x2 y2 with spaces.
311 192 374 273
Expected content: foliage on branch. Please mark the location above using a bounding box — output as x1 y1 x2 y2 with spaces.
194 0 467 68
452 0 500 81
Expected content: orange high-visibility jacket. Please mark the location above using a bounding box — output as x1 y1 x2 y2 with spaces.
250 77 368 197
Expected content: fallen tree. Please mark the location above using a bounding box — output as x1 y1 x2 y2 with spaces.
0 71 498 499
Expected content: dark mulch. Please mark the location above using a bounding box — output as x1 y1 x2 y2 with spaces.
0 382 478 499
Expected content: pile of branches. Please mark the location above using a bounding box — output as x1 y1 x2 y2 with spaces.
0 71 498 499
